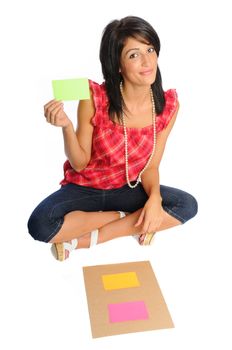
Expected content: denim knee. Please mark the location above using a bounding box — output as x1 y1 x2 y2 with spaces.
27 212 42 242
182 193 198 223
27 206 63 243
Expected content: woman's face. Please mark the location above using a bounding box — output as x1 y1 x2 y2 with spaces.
120 36 158 87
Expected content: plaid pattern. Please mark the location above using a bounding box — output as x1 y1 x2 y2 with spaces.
60 80 178 189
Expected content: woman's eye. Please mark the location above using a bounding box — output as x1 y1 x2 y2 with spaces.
148 47 155 53
129 53 138 59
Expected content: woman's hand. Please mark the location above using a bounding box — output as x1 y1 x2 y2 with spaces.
44 99 72 128
134 197 164 234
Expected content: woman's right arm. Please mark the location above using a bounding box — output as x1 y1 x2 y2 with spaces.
44 91 95 172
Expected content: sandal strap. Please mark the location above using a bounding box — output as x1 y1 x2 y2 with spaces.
71 238 78 249
63 238 78 252
118 211 126 218
90 229 99 247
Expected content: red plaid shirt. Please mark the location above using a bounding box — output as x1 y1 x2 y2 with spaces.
60 80 178 189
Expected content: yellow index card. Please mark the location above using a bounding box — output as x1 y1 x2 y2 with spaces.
102 272 140 291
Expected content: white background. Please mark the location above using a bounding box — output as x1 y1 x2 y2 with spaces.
1 0 231 349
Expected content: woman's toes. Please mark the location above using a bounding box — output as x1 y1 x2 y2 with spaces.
65 249 70 259
139 234 146 245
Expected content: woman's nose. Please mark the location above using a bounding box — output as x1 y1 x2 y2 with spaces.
141 53 149 66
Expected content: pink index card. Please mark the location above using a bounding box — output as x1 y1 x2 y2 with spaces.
108 301 149 323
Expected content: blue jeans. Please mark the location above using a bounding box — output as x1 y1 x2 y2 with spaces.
27 182 198 243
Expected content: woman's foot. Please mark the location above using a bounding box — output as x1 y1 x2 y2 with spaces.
51 229 98 261
51 239 78 261
138 232 156 245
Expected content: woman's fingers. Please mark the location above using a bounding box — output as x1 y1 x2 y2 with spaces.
45 101 63 124
134 210 145 227
143 217 163 234
44 99 62 114
43 99 71 128
44 99 60 116
50 104 63 124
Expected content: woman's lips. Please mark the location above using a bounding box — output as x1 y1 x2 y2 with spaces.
140 69 153 76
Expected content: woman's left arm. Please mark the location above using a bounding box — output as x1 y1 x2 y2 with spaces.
135 101 180 234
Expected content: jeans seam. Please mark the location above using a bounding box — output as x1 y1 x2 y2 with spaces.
45 219 64 243
163 205 186 224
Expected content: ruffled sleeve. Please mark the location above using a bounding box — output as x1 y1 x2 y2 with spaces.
88 80 108 127
88 80 101 126
156 89 178 133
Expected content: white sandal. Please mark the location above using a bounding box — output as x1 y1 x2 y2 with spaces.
51 238 78 261
142 232 156 245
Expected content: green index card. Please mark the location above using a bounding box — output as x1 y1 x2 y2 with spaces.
52 78 90 101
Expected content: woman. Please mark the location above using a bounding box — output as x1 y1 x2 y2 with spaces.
28 16 198 261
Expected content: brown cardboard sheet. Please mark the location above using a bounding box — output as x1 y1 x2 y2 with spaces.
83 260 174 338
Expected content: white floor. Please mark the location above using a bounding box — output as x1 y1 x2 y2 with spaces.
1 200 232 350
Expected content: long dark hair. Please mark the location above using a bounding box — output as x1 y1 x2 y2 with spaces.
99 16 165 122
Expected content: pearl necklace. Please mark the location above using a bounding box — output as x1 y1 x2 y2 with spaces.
120 82 156 189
